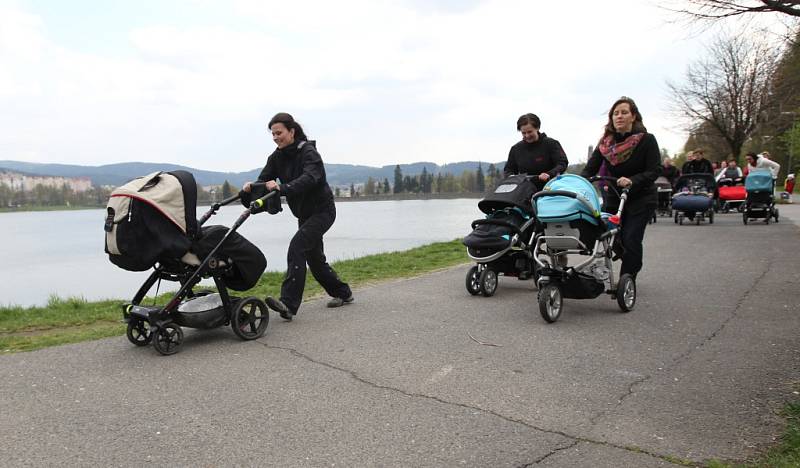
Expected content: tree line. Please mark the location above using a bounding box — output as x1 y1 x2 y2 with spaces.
358 163 504 196
668 3 800 178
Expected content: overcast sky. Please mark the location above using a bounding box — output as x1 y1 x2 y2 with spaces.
0 0 793 172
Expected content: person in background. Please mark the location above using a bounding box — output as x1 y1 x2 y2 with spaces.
781 173 795 203
242 112 353 321
716 158 743 184
503 113 568 191
662 158 680 187
581 96 661 280
682 148 714 174
745 152 781 181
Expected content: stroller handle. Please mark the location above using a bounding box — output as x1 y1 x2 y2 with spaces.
249 189 279 214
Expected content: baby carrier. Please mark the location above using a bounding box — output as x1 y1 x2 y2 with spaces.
463 174 538 296
671 173 716 225
530 174 636 323
743 169 779 224
717 177 746 213
105 171 274 355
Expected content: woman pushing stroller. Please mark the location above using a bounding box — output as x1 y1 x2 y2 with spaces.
581 96 662 280
503 113 568 189
242 112 353 321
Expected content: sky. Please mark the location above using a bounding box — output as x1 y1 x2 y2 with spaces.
0 0 794 172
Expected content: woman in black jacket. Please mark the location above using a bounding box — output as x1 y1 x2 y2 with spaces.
503 113 568 191
242 112 352 321
581 97 662 279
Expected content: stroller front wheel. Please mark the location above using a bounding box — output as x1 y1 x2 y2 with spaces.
479 268 498 297
153 322 184 355
231 297 269 340
126 319 152 346
465 266 481 296
538 284 562 323
616 274 636 312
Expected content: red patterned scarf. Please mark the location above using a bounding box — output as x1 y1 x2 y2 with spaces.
597 133 645 166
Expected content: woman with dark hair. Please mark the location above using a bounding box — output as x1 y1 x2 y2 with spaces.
581 97 662 279
242 112 352 321
503 113 568 191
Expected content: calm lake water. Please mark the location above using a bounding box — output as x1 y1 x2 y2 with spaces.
0 199 482 307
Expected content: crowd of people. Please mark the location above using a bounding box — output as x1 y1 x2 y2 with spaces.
659 148 787 188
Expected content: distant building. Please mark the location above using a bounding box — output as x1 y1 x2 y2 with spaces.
0 171 92 192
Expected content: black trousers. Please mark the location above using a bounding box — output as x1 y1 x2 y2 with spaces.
280 208 351 313
619 206 655 277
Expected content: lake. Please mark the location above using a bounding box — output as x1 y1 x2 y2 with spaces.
0 199 482 307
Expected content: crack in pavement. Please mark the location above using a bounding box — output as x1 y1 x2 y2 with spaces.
259 341 688 466
588 259 773 426
526 439 579 466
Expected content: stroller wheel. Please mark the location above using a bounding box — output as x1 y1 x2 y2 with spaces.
153 323 183 355
709 210 714 225
743 212 748 225
479 268 498 297
231 297 269 340
126 319 152 346
465 266 481 296
538 284 563 323
775 209 780 222
616 274 636 312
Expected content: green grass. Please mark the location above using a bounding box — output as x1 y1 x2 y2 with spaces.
0 240 469 354
706 402 800 467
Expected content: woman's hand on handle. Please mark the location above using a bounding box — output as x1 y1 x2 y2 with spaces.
617 177 632 188
538 173 550 182
265 180 280 192
242 182 252 193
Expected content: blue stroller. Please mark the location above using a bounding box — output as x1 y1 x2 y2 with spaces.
743 169 779 224
530 174 635 323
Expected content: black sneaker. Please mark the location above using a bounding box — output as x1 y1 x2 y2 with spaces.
266 296 294 321
327 295 354 308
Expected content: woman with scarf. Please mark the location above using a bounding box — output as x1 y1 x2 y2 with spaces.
241 112 353 321
581 96 662 279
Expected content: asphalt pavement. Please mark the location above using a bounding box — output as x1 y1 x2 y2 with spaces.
2 203 800 467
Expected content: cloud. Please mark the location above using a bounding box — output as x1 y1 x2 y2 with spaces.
0 1 794 171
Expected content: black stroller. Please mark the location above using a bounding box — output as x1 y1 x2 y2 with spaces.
671 173 716 225
463 174 539 296
651 176 673 222
105 171 276 355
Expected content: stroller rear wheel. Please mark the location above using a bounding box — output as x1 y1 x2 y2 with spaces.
465 266 481 296
538 284 562 323
231 297 269 340
153 322 183 355
616 274 636 312
126 319 152 346
479 268 498 297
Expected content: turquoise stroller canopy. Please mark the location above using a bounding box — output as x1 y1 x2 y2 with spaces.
745 169 774 193
534 174 602 225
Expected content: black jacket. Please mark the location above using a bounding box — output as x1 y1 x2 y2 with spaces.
662 165 680 186
503 133 568 183
581 132 662 214
682 158 713 175
254 140 334 220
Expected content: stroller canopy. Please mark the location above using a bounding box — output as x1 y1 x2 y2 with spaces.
478 174 538 215
534 174 602 225
745 169 774 192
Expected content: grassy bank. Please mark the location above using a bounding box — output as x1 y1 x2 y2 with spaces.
0 239 468 353
708 402 800 467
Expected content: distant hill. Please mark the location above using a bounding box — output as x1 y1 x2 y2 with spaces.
0 160 505 187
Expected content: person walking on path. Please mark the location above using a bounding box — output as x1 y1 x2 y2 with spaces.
745 152 781 181
682 148 714 174
581 96 662 279
241 112 353 321
503 113 568 191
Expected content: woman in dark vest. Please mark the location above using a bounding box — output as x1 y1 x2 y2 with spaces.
581 97 662 279
242 113 352 321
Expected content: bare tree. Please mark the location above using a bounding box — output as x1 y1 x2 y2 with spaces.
668 33 781 160
672 1 800 19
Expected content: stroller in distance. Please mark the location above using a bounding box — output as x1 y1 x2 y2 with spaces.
463 174 539 296
671 173 716 225
743 169 779 224
531 174 635 323
105 171 276 355
651 175 673 222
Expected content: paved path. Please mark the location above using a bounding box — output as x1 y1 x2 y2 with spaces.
2 204 800 467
